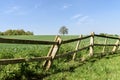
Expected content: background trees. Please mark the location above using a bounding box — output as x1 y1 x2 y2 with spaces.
0 29 33 35
59 26 68 35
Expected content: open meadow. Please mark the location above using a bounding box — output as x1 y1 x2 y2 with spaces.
1 0 120 80
0 35 120 80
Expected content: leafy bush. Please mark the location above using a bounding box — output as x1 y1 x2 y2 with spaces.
0 29 33 35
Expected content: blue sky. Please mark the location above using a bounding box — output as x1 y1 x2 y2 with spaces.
0 0 120 35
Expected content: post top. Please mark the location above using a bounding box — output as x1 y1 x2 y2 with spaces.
91 32 95 35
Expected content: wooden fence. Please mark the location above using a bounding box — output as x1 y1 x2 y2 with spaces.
0 32 120 70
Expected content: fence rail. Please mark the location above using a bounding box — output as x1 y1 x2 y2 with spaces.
0 56 52 65
0 38 57 45
94 34 120 39
61 35 91 44
94 44 119 46
0 32 120 70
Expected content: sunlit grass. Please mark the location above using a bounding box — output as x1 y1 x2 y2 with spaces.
0 35 120 80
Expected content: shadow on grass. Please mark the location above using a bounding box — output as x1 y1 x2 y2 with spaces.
37 51 120 80
9 51 120 80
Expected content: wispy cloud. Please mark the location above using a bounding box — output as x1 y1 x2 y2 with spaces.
4 6 19 14
4 6 26 15
71 14 93 25
63 4 72 9
77 16 89 24
71 14 82 19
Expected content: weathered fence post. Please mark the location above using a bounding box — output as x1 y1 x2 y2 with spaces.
112 37 120 54
102 38 107 54
72 35 82 60
43 36 62 70
89 32 94 56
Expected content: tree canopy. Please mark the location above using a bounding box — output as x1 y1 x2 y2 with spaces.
59 26 68 35
0 29 33 35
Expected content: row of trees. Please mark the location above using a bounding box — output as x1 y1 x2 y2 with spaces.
59 26 119 36
1 27 117 36
0 29 33 35
99 33 119 37
0 26 68 36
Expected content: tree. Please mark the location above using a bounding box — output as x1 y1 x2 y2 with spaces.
0 32 3 35
4 29 13 35
25 31 33 35
99 33 106 36
59 26 68 35
0 29 34 35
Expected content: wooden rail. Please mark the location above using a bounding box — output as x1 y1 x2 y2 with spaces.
0 32 120 70
0 56 52 65
94 34 119 40
94 44 120 46
61 35 91 44
0 38 57 45
55 45 90 59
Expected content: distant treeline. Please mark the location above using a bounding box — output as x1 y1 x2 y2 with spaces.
99 33 119 37
0 29 33 35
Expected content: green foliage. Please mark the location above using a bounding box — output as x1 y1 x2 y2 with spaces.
99 33 119 37
0 31 4 35
0 35 120 80
99 33 107 36
0 29 33 35
59 26 68 35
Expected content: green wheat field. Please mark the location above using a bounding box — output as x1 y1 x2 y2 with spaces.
0 35 120 80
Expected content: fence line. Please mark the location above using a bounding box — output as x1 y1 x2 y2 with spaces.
72 35 82 60
55 45 90 59
61 35 91 44
102 38 107 53
94 34 119 39
94 44 119 46
0 56 52 65
0 38 57 45
0 32 120 70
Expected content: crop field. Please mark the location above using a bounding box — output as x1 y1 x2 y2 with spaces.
0 35 120 80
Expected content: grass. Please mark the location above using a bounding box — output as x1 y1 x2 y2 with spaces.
0 35 120 80
0 35 79 40
43 52 120 80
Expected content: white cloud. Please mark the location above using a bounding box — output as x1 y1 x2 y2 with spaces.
71 14 82 19
63 4 72 9
63 5 68 9
71 14 94 25
77 16 89 24
5 6 20 14
4 6 26 15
